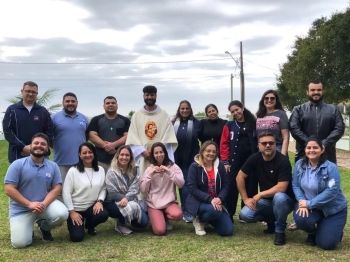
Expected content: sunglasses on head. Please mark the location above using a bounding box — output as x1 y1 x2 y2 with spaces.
259 141 276 146
264 97 276 101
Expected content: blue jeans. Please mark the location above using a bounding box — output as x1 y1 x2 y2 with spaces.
10 200 68 248
104 201 148 228
294 206 347 250
198 203 234 236
239 192 294 233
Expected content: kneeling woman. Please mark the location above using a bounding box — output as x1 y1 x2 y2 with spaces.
186 141 233 236
292 136 347 250
104 145 149 235
63 142 109 242
140 142 184 235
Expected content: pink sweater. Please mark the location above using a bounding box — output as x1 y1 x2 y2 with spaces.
140 164 184 209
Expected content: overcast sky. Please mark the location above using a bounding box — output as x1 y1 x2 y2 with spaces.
0 0 348 122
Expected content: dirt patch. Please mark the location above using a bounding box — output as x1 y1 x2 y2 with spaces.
288 141 350 169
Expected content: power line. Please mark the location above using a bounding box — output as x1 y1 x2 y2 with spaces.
0 57 231 65
243 58 279 72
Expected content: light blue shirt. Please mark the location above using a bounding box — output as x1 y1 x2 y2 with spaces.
300 162 319 200
51 110 88 165
4 157 62 217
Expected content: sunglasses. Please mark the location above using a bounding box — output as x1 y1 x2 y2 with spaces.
264 97 276 101
259 141 276 146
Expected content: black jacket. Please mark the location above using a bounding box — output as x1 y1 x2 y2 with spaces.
185 157 229 217
289 101 345 163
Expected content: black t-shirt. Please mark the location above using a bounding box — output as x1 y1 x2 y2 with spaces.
237 121 250 146
87 114 130 163
241 152 294 199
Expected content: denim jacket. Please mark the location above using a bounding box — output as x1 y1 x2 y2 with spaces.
292 159 347 217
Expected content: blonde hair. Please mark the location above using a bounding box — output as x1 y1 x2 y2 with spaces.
110 145 136 179
197 141 218 167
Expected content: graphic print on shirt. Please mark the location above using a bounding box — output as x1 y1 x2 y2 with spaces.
256 116 280 130
145 121 157 140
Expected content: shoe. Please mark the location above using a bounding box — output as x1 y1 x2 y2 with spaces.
38 226 53 242
87 228 96 236
239 219 247 223
263 223 275 234
287 222 298 231
115 223 132 235
274 233 286 245
305 234 316 246
193 217 206 236
166 221 173 231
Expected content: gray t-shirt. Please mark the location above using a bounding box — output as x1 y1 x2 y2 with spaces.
256 110 289 146
88 114 130 163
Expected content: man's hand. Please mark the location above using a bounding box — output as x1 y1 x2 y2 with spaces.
243 198 256 210
252 193 262 203
21 145 31 156
142 150 150 160
28 202 46 214
103 141 115 152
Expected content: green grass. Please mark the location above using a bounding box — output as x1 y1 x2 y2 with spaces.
0 140 349 261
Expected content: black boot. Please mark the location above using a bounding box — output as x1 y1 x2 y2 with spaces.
305 234 316 246
274 232 286 245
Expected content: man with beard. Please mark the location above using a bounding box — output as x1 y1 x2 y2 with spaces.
51 92 88 184
126 85 178 209
4 133 69 248
289 80 345 163
2 81 53 163
236 132 295 246
87 96 130 172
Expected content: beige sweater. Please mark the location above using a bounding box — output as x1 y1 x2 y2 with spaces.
140 164 184 209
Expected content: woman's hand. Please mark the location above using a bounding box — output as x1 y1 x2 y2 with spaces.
224 165 230 173
153 166 161 173
211 197 222 211
93 201 104 215
118 198 128 207
296 207 311 217
298 200 307 208
159 165 169 173
69 210 83 226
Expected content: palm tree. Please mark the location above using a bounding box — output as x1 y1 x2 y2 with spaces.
5 87 62 114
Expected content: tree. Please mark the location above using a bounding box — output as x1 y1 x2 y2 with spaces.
277 7 350 111
5 87 62 114
128 110 135 119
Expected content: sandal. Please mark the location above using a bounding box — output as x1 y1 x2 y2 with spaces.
287 222 298 231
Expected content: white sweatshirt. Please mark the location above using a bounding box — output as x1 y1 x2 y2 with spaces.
63 166 106 211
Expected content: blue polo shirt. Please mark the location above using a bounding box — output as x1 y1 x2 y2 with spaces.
51 110 89 165
4 157 62 217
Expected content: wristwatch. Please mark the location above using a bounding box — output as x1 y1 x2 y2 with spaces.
97 199 103 203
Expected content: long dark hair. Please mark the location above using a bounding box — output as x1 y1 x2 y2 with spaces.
175 100 194 120
149 142 174 166
205 104 219 117
76 142 99 172
301 135 327 168
228 100 256 130
256 89 284 118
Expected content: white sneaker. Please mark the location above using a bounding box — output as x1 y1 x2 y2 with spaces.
193 217 206 236
166 221 173 231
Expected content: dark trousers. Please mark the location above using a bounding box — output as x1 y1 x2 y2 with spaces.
104 201 149 228
198 203 233 236
67 204 109 242
178 165 189 211
294 206 347 250
226 145 257 220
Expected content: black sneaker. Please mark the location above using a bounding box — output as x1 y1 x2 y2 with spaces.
305 234 316 246
274 232 286 245
87 228 96 236
38 227 53 242
263 223 275 234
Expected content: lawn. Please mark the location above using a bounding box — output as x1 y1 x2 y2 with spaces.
0 139 349 261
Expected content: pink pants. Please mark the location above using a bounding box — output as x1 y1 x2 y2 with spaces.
148 203 183 235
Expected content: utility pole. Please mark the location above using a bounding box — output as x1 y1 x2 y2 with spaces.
240 41 245 105
230 73 233 102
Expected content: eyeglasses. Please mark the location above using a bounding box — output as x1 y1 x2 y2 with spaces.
23 90 38 95
259 141 276 146
204 149 217 154
264 97 276 101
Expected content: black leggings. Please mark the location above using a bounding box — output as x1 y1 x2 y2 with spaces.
225 145 258 220
67 204 109 242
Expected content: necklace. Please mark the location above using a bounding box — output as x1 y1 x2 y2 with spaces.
85 169 93 188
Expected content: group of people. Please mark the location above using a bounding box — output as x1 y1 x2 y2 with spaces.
2 80 347 250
